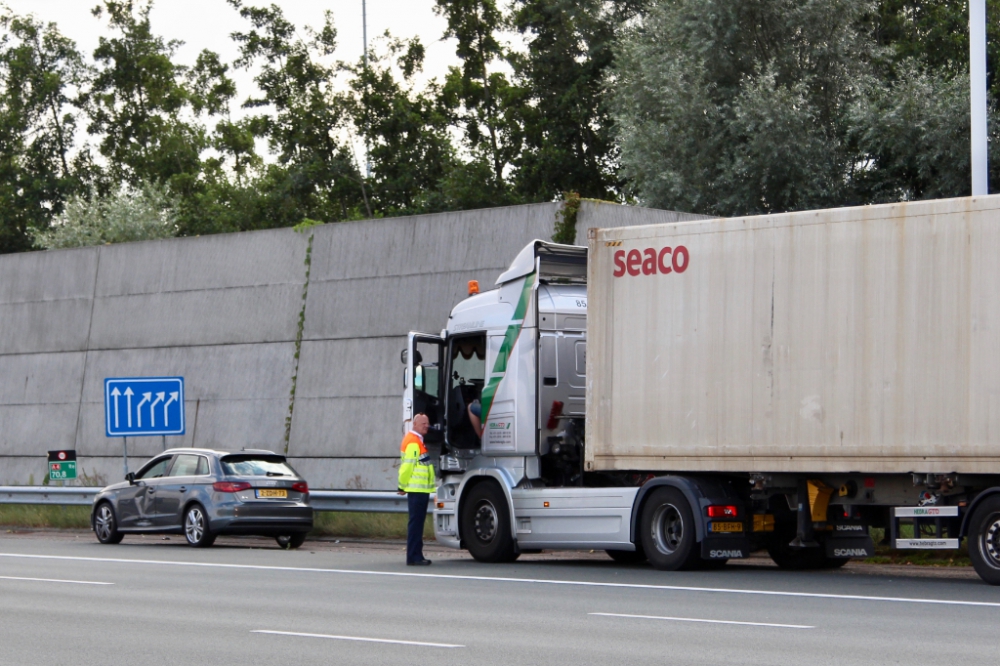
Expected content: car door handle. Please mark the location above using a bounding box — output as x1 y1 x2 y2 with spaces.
179 487 187 493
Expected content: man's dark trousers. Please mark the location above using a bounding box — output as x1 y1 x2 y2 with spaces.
407 491 430 564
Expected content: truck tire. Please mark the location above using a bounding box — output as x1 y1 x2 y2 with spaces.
461 482 518 563
968 495 1000 585
640 487 701 571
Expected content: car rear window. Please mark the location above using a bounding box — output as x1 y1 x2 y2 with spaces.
220 454 297 477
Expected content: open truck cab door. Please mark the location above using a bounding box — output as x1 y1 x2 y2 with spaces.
402 332 445 443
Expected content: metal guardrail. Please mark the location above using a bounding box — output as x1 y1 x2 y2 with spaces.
0 486 428 513
0 486 100 506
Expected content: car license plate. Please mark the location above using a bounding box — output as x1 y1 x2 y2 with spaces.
256 489 287 499
711 521 743 533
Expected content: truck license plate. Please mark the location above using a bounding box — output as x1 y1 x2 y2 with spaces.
256 489 287 499
711 521 743 533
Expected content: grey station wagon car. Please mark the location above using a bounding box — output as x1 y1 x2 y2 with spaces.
91 448 313 548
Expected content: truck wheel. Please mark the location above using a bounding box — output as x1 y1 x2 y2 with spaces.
968 495 1000 585
461 482 518 563
640 487 700 571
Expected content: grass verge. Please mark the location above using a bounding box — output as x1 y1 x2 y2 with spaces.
311 511 433 539
0 505 430 540
0 505 91 530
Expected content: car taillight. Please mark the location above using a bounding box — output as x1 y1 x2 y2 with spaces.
707 505 738 518
292 481 308 493
213 481 251 493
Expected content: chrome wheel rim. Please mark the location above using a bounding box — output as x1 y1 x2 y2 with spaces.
473 500 498 543
95 505 114 541
185 507 205 544
651 503 684 555
982 513 1000 569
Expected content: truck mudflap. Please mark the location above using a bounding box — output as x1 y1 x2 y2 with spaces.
701 537 751 560
825 535 876 559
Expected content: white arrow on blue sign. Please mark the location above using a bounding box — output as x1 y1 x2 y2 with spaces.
105 377 185 437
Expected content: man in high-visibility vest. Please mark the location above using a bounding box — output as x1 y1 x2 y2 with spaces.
398 413 436 565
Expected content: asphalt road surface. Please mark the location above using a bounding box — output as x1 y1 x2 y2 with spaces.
1 532 997 666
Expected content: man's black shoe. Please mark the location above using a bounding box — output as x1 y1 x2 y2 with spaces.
407 559 432 566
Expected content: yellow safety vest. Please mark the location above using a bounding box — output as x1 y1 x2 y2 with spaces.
398 432 436 493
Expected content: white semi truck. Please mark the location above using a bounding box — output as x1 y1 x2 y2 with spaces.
401 195 1000 584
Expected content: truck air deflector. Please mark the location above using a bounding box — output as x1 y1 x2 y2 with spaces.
495 241 587 286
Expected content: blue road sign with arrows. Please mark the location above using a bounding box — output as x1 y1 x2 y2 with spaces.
105 377 185 437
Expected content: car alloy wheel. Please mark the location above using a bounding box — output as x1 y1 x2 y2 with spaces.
184 505 214 547
93 502 123 544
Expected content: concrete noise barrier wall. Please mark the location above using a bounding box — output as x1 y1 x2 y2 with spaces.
0 202 705 489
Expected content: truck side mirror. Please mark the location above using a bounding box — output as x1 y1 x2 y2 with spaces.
401 349 408 365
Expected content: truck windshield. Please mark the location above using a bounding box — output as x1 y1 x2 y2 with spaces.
220 455 297 477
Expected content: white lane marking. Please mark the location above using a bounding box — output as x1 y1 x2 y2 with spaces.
0 575 113 586
252 630 464 648
1 553 998 608
590 612 813 629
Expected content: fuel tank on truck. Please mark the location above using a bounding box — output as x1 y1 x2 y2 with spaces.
585 195 1000 475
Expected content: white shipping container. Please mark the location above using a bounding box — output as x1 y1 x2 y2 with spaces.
585 196 1000 475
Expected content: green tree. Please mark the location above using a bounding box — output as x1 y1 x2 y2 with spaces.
228 1 365 224
875 1 1000 79
86 1 202 191
611 0 981 215
434 0 519 194
340 34 458 215
32 180 178 249
612 0 869 214
0 11 89 253
508 0 642 202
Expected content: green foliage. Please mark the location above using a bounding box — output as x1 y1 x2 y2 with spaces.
87 1 210 190
228 1 365 224
435 0 517 192
3 0 995 256
311 511 434 539
340 34 458 215
508 0 639 202
552 191 581 244
0 505 92 530
0 11 88 253
611 0 992 216
32 180 178 249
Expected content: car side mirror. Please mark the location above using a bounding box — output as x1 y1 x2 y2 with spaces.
126 472 136 485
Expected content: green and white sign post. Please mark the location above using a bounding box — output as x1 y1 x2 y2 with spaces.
48 450 77 482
